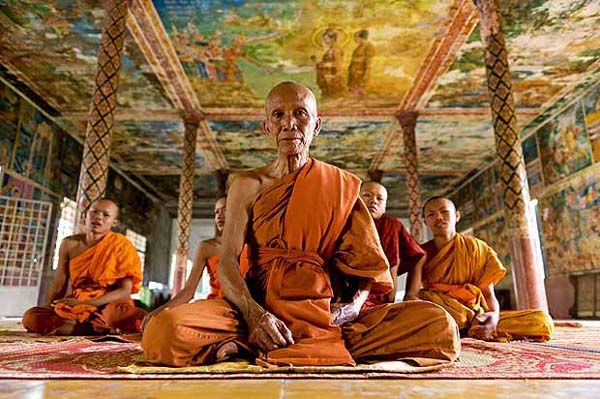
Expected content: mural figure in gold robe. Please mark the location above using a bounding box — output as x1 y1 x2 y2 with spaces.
348 29 375 97
312 29 347 99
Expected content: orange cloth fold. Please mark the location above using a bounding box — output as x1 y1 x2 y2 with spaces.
206 245 250 300
54 232 143 323
419 233 553 341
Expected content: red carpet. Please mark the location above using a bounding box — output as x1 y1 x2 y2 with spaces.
0 327 598 379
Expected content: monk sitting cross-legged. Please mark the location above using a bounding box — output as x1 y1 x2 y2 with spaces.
141 195 249 331
142 81 460 368
417 196 553 342
359 180 426 307
22 198 146 335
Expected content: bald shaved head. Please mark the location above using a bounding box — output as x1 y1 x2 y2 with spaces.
265 81 318 117
360 181 388 220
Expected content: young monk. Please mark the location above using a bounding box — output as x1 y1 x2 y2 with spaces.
141 196 249 330
22 198 146 335
142 81 460 368
418 196 553 342
359 180 426 306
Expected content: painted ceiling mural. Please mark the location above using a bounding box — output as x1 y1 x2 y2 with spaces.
155 0 453 108
0 0 598 215
429 0 600 109
0 0 170 110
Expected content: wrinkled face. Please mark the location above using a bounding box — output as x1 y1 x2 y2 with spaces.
423 198 460 236
86 200 119 234
360 182 387 220
214 197 226 235
263 83 321 156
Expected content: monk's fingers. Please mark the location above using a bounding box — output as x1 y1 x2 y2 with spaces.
249 327 276 351
273 319 294 346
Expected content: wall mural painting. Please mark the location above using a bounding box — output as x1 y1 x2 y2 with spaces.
155 0 453 108
540 172 600 276
538 100 593 185
452 183 476 229
522 134 544 197
13 101 54 186
0 1 169 110
0 83 19 169
430 0 600 108
472 163 503 220
583 84 600 163
474 215 512 291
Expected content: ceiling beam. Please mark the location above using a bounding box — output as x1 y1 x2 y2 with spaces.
59 106 542 123
127 0 228 170
369 0 478 171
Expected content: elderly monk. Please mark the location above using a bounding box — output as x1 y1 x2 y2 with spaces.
360 181 426 306
418 196 553 342
22 198 146 335
142 81 460 367
141 196 249 330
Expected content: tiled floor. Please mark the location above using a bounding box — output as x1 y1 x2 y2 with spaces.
2 379 600 399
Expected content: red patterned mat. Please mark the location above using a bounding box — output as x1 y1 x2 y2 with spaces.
0 327 598 379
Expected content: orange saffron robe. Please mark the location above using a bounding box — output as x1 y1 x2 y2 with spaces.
419 233 553 342
142 159 460 366
22 232 145 335
206 245 250 300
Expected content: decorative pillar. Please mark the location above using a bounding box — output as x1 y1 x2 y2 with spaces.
475 0 548 311
172 110 202 295
396 111 423 242
75 0 129 224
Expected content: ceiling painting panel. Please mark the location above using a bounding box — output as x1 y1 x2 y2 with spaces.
0 1 171 111
154 0 453 109
429 0 600 109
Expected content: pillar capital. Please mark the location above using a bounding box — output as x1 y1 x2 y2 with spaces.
181 109 205 128
473 0 502 45
395 111 419 131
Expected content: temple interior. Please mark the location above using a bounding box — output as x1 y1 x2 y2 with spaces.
0 0 599 397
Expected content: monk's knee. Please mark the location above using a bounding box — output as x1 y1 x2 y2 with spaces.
22 306 63 335
419 301 461 361
141 309 182 364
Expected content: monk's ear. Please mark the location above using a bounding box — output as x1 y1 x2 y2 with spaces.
262 120 271 138
455 210 461 223
313 116 322 137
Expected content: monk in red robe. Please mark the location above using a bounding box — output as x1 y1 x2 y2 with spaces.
360 181 426 307
142 81 460 367
418 196 553 342
141 196 249 330
22 199 146 335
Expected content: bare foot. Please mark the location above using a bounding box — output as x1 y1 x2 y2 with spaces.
215 342 239 362
54 320 76 335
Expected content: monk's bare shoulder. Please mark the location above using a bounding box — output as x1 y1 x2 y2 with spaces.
198 238 221 258
60 234 86 257
228 170 269 207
